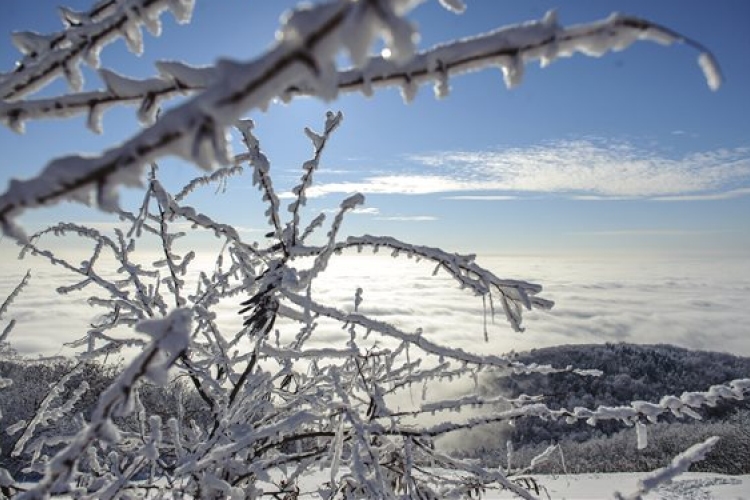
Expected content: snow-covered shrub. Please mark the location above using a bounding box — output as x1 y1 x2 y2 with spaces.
0 1 745 498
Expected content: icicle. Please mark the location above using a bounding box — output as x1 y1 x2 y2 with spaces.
400 76 418 103
122 18 145 55
11 31 54 56
58 7 90 27
63 60 84 92
698 52 722 91
142 8 163 37
87 104 104 134
169 0 195 24
501 55 524 88
304 127 325 150
138 93 160 125
636 421 648 450
438 0 466 14
434 64 450 99
7 112 25 134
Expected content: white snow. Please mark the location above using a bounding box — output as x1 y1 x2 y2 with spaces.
244 468 750 499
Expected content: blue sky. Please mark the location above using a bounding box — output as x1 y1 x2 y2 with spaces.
1 0 749 257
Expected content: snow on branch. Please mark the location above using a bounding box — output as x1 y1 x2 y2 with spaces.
289 111 343 247
19 308 191 499
0 0 194 103
0 270 30 323
293 233 553 332
554 378 750 427
327 9 722 100
281 290 592 377
1 10 721 129
615 436 721 500
0 4 722 242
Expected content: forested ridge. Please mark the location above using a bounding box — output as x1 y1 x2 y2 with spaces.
453 343 750 473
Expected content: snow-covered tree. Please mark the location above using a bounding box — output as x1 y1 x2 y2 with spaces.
0 1 745 498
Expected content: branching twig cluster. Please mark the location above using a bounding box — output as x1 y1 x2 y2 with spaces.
0 1 732 498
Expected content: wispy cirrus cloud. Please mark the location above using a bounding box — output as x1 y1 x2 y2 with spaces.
375 215 438 221
302 139 750 201
442 195 519 201
566 229 731 237
305 175 475 197
409 140 750 199
321 206 436 221
651 187 750 201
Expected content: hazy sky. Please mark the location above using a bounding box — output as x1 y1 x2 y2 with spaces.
0 0 749 257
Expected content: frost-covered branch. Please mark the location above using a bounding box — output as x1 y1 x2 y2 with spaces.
281 290 589 377
1 11 721 130
8 362 86 459
289 111 343 247
0 270 30 323
19 309 191 499
294 233 553 332
615 436 721 500
0 0 194 103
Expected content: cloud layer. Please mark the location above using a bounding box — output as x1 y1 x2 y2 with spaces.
304 140 750 201
3 254 749 362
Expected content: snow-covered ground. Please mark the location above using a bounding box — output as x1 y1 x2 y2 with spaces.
18 472 749 499
487 473 748 499
287 472 749 499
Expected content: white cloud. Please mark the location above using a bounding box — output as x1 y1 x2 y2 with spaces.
317 206 438 222
304 175 477 197
651 187 750 201
306 254 750 358
566 229 729 237
322 207 381 215
406 140 750 199
3 254 750 361
296 140 750 200
375 215 438 221
442 195 519 201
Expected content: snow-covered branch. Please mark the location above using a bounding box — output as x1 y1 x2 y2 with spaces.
0 0 194 103
615 436 721 500
0 2 737 495
19 309 191 499
1 11 720 130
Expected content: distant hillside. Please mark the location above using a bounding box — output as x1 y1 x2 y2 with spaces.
488 342 750 446
451 343 750 474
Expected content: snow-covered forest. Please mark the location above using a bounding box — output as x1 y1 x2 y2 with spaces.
0 0 748 498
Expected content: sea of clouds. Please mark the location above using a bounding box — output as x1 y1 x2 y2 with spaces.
1 251 749 360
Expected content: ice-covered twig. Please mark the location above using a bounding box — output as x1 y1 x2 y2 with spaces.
281 290 590 377
0 10 721 129
9 362 85 458
0 0 194 103
20 223 160 318
555 378 750 427
0 270 30 322
19 308 191 499
615 436 720 500
295 233 553 332
296 193 364 288
323 10 722 98
289 110 343 247
174 163 244 202
236 119 287 254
